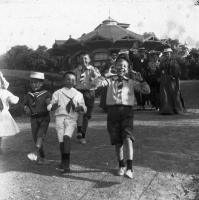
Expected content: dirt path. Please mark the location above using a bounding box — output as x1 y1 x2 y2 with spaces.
0 106 199 200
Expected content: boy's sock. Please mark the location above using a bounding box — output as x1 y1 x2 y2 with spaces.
119 160 125 168
77 126 83 139
59 142 64 167
62 153 70 170
127 159 133 170
39 147 45 158
81 132 86 139
77 126 82 133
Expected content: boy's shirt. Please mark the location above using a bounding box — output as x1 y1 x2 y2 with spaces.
23 90 51 117
73 65 101 90
50 87 87 120
95 76 150 106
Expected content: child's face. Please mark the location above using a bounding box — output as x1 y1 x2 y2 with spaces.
30 79 44 91
115 59 129 77
63 74 76 88
80 54 90 67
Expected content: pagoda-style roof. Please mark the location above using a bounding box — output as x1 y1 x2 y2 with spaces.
79 17 143 43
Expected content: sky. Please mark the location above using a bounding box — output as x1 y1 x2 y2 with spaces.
0 0 199 54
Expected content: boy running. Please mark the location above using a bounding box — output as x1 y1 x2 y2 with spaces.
47 71 86 173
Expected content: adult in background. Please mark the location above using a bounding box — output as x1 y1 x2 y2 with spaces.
145 50 160 109
131 47 149 110
73 52 101 144
158 48 184 114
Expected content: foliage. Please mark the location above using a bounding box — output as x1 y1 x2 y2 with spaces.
2 42 199 79
3 45 60 72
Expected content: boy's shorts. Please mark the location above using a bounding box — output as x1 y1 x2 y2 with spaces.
107 105 135 145
55 115 77 142
31 115 50 142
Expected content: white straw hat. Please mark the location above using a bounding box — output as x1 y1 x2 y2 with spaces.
30 72 45 80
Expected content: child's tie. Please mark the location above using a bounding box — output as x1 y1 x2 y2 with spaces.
61 92 76 113
66 98 76 113
117 77 123 94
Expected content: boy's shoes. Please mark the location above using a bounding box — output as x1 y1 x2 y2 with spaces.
125 169 134 179
76 133 82 139
56 164 64 171
117 167 126 176
37 157 49 165
79 138 86 145
117 167 134 179
27 152 38 161
61 168 71 174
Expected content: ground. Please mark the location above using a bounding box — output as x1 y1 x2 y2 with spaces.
0 81 199 200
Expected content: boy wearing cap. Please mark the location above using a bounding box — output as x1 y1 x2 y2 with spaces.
47 71 86 173
23 72 51 164
94 54 150 179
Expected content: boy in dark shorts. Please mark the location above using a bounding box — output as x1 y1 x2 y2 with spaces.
95 54 150 178
23 72 51 164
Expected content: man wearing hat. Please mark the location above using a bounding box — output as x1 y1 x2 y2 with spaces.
132 47 149 110
23 72 51 164
145 50 161 109
158 48 185 114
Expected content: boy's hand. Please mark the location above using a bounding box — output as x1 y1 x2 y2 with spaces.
24 106 31 115
51 103 60 111
75 105 84 112
141 82 150 94
75 103 84 112
45 98 51 105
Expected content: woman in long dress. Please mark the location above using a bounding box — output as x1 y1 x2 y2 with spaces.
159 48 184 114
0 72 19 152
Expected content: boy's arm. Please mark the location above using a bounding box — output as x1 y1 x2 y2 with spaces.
75 94 87 113
92 76 110 88
0 72 9 89
22 94 31 115
47 92 60 111
45 92 52 106
133 80 150 94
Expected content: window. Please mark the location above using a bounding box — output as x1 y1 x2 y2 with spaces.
93 52 109 61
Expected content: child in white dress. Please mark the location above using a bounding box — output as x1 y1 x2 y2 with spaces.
0 72 19 153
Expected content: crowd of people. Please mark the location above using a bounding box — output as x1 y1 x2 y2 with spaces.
0 47 186 179
99 47 186 115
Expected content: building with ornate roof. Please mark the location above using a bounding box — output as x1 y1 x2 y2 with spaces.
51 17 144 68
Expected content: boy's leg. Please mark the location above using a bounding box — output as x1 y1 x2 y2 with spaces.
55 116 65 170
77 114 83 139
31 118 39 144
107 106 125 175
115 143 125 168
121 107 135 178
81 91 95 143
59 142 64 168
27 118 40 161
62 119 76 173
36 116 50 163
62 135 71 172
124 138 134 170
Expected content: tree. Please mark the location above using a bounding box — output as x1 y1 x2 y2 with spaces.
4 45 33 70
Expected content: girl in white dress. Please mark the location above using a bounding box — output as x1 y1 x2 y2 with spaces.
0 72 19 152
